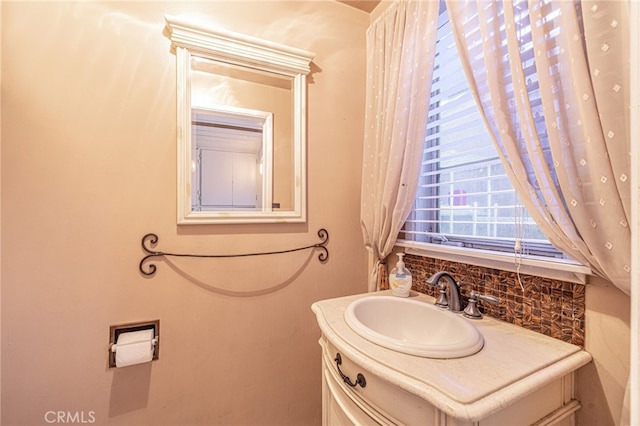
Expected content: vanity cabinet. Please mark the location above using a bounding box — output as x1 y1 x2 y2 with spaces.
312 292 592 426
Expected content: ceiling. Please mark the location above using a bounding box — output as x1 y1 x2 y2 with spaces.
337 0 382 13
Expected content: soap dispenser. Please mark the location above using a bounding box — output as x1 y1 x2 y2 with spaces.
389 253 412 297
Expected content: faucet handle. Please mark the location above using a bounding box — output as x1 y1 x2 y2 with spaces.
432 282 448 308
476 293 500 305
462 291 501 319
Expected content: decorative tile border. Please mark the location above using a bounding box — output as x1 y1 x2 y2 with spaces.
402 254 585 347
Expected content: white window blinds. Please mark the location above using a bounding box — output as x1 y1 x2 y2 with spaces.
400 1 566 258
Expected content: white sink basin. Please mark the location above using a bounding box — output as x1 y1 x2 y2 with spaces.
345 295 484 359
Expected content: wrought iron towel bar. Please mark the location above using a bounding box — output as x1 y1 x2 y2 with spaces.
139 228 329 276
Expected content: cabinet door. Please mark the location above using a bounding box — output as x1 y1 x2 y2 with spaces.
231 151 258 208
323 367 382 426
200 149 233 208
199 150 259 209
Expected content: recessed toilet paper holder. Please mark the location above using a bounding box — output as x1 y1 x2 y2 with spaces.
108 320 159 368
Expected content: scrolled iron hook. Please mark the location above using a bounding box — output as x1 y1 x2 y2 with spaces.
139 233 162 276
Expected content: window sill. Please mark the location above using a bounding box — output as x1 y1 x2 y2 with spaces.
396 240 591 284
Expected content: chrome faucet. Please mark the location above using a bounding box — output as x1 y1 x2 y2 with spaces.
426 271 463 313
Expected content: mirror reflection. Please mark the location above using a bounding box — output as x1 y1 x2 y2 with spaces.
190 57 293 212
191 105 272 212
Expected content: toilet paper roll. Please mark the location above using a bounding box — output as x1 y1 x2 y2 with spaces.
114 329 155 368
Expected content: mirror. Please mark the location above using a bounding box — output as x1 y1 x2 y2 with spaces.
165 16 314 224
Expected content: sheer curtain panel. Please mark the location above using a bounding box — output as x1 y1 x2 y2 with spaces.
360 0 439 292
446 0 631 295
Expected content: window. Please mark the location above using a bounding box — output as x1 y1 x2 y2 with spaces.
399 1 567 260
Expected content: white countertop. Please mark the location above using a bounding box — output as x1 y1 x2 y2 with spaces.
311 290 592 420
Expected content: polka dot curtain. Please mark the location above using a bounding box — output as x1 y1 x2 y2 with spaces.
446 0 631 295
360 0 439 292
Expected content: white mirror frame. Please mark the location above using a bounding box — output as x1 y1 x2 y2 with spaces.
165 16 315 224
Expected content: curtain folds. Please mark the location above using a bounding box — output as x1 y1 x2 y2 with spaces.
446 0 631 295
360 0 439 292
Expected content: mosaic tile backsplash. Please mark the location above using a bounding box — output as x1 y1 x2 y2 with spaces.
400 254 586 347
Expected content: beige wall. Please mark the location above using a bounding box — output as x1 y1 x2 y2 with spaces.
1 1 369 425
577 278 631 425
0 2 3 422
